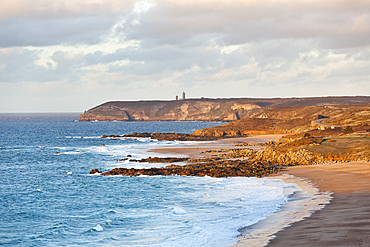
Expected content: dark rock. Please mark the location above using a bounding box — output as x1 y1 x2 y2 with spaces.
90 169 101 174
99 159 283 178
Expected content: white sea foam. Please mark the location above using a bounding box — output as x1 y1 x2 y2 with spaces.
108 209 119 214
137 176 300 247
172 206 186 215
234 174 332 247
93 224 104 232
82 139 186 169
84 145 131 157
63 151 84 155
63 136 102 139
52 138 190 162
52 147 66 150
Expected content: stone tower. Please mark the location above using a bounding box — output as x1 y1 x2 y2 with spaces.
182 91 185 100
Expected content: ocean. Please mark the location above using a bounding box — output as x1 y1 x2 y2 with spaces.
0 114 313 246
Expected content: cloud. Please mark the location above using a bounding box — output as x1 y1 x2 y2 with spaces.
2 0 370 49
0 0 141 48
125 0 370 49
0 48 47 83
0 16 116 47
1 0 370 112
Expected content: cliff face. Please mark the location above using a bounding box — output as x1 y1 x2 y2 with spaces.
79 99 263 121
79 96 370 122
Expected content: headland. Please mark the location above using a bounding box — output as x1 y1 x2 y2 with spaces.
79 96 370 122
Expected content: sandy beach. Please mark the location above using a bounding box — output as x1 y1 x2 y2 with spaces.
149 135 370 246
266 162 370 247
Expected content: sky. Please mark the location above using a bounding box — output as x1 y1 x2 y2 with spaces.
1 0 370 113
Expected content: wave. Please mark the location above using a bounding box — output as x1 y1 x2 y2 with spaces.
85 176 301 247
61 136 102 139
92 224 104 232
237 174 332 246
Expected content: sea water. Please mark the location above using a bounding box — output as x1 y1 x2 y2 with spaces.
0 114 303 247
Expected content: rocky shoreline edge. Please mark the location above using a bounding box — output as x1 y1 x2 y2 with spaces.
90 130 370 178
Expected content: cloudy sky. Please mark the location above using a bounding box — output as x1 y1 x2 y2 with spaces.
1 0 370 112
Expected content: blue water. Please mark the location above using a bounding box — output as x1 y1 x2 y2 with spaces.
0 114 299 246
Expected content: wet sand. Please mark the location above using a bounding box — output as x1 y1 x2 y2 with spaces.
266 162 370 246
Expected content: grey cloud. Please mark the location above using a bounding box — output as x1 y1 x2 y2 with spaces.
0 0 136 19
2 0 370 51
0 48 47 82
0 48 85 83
296 71 313 78
84 51 106 66
83 44 223 71
50 51 85 79
327 65 370 79
80 37 348 86
122 1 370 50
0 15 116 47
352 51 370 61
107 45 223 76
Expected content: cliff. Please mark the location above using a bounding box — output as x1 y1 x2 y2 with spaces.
79 99 262 121
79 96 370 121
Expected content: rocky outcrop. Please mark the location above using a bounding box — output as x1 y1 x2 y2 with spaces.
90 169 101 174
99 159 282 178
251 148 320 166
193 129 242 137
101 131 244 141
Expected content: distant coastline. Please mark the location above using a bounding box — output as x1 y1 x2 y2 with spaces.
79 96 370 122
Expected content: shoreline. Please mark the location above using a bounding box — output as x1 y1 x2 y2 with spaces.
234 174 332 247
147 135 335 246
147 135 370 246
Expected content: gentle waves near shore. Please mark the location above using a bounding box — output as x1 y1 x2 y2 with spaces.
0 114 323 246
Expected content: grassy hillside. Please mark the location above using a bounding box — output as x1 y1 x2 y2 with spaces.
193 104 370 136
